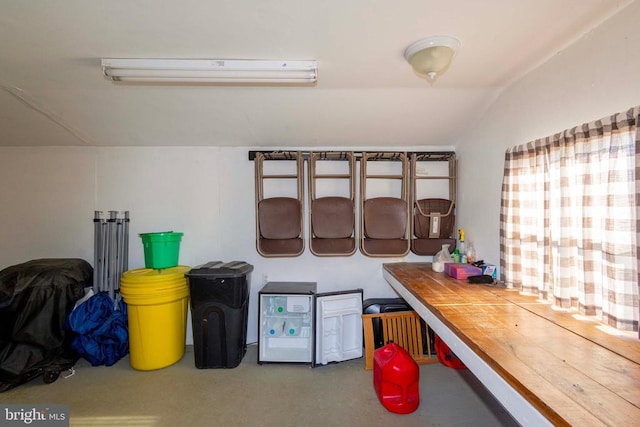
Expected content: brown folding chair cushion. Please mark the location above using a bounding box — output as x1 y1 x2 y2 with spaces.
258 197 301 239
413 198 454 239
411 238 456 256
411 198 455 256
310 238 355 255
258 197 303 257
361 197 409 256
361 239 409 256
363 197 407 239
311 197 354 238
258 238 304 256
310 196 356 256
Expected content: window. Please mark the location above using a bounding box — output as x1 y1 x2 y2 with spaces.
500 106 640 334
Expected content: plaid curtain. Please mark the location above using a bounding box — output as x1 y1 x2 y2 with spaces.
500 106 640 333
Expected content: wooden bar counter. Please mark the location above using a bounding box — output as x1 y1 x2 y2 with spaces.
383 262 640 426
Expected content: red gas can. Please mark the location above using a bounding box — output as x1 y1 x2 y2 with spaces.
373 342 420 414
434 335 467 370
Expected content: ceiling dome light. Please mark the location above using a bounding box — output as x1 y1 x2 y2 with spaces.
404 35 461 83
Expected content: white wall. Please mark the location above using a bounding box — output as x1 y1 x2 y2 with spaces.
456 0 640 273
0 145 449 344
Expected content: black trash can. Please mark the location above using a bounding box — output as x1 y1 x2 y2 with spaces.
186 261 253 369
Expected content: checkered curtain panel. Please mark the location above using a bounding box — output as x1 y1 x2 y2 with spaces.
500 106 640 333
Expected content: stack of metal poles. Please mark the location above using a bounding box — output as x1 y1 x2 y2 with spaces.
93 211 129 302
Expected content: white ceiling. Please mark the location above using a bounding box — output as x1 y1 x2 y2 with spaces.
0 0 632 148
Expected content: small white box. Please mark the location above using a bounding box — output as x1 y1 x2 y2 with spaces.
480 264 497 279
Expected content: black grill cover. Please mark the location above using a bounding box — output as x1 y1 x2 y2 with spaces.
0 258 92 392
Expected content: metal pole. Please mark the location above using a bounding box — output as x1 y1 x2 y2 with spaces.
123 211 130 272
94 211 107 292
108 211 117 301
101 218 108 293
116 211 125 293
93 211 102 294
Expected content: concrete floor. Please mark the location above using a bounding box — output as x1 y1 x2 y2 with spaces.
1 345 518 427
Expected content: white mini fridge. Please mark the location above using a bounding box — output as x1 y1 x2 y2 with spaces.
257 282 363 367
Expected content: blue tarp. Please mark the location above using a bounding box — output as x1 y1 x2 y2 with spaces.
66 292 128 366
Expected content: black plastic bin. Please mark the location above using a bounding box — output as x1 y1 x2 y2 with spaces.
186 261 253 369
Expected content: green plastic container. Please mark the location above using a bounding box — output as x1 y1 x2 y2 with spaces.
139 232 184 269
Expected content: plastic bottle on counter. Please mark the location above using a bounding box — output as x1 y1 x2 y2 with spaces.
458 228 466 262
432 243 451 272
466 241 476 263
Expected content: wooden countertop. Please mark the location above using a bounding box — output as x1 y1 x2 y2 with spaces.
383 262 640 427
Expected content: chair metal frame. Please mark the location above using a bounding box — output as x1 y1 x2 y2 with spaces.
254 151 305 257
308 151 357 256
409 153 457 255
359 151 411 257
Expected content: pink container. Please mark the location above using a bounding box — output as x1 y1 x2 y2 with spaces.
373 342 420 414
445 263 482 280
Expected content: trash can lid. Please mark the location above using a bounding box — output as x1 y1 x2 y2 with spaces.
122 265 191 283
186 261 254 278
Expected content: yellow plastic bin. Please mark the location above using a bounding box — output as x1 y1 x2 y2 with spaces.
120 266 190 370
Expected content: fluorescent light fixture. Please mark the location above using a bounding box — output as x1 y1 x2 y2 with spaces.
101 58 318 84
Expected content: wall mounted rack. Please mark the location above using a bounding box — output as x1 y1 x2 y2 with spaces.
248 150 455 162
252 149 458 257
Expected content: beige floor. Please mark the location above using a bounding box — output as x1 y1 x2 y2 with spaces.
1 345 517 427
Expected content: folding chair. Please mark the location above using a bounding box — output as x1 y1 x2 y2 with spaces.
410 153 457 255
359 152 410 257
255 151 305 257
308 152 357 256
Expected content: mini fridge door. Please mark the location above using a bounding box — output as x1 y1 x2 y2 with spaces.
315 289 363 366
